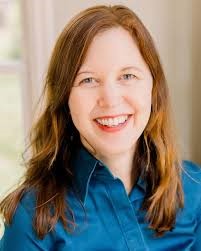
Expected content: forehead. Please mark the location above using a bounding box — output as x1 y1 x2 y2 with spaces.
78 27 150 74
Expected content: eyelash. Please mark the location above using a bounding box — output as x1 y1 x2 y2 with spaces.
80 74 136 84
80 77 95 84
122 74 136 80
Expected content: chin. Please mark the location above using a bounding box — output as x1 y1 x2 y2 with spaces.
95 142 135 157
81 135 137 157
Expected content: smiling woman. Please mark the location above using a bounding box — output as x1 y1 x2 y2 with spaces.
68 27 153 174
0 4 201 251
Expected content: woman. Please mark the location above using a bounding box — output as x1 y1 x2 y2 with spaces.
0 4 201 251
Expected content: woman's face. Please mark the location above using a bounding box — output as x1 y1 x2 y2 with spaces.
68 27 153 157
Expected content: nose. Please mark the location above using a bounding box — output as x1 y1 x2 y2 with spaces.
97 83 123 108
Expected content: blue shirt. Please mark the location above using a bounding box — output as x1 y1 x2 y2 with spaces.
1 146 201 251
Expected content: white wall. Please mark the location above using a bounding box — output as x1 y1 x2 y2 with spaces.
192 0 201 163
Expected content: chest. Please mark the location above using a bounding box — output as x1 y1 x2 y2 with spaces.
54 179 198 251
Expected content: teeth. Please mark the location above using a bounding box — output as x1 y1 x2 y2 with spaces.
96 115 129 127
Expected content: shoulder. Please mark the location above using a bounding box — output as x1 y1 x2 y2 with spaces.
8 189 37 223
0 189 55 251
181 160 201 221
4 189 37 228
19 189 37 214
181 160 201 190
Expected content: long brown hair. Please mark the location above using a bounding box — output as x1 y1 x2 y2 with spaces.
0 4 183 239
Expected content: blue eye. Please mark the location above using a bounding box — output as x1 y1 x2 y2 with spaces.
122 74 136 80
80 77 94 84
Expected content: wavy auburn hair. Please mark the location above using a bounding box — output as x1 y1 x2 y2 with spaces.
0 4 183 239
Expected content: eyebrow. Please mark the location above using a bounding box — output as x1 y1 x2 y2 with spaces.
77 66 143 76
77 71 95 76
121 66 143 72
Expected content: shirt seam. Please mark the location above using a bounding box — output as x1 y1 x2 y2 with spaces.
104 182 131 251
121 188 148 250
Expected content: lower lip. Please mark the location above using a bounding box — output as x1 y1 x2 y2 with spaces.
94 115 132 133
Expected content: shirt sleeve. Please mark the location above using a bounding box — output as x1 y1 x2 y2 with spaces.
0 202 54 251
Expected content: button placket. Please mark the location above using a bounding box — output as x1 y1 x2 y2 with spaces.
105 178 148 251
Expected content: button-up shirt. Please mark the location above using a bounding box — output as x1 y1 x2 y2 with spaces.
1 146 201 250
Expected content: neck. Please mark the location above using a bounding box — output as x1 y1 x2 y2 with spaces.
95 149 136 194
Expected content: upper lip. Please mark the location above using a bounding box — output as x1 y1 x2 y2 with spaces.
95 114 132 119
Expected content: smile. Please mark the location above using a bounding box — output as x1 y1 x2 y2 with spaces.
95 115 129 127
94 114 132 132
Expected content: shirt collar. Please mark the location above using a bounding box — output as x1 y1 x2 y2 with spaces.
72 145 146 205
71 146 99 204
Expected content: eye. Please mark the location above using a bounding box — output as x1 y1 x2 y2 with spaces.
122 74 136 80
80 77 95 85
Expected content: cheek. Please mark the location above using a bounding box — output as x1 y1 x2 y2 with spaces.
138 90 152 126
68 90 95 125
142 91 152 110
68 95 80 121
127 86 152 112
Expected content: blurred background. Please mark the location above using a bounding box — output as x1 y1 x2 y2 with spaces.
0 0 200 229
